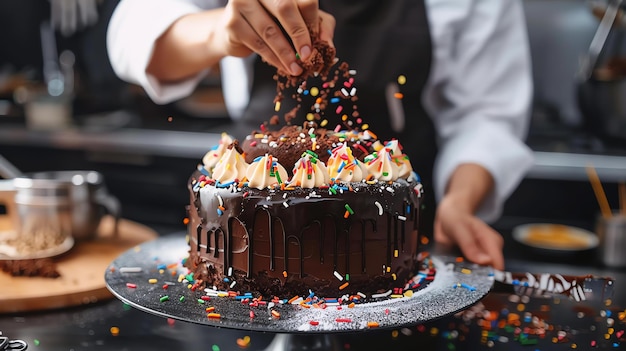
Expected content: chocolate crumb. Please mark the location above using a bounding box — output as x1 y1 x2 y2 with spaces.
227 140 244 155
1 259 61 278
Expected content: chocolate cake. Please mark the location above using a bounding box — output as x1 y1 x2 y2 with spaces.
186 125 423 299
185 27 424 299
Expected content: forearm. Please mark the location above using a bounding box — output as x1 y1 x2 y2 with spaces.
443 163 494 214
147 9 227 82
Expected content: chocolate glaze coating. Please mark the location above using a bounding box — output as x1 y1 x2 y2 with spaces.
187 171 422 298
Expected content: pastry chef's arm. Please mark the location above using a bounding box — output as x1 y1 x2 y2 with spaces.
107 0 334 103
109 0 334 82
425 0 534 269
147 0 336 81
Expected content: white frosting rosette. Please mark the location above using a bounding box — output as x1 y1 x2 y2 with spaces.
364 146 400 181
288 153 330 188
202 133 234 173
384 140 413 179
210 145 248 183
246 154 289 190
326 143 368 182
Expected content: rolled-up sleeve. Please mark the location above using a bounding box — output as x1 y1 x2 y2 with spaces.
106 0 213 104
424 0 534 222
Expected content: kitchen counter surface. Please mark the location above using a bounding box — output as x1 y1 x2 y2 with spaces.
0 230 624 351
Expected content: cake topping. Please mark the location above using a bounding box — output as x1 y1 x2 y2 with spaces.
288 152 330 188
364 146 401 181
245 154 289 190
202 133 234 173
210 141 248 183
327 143 368 182
384 140 414 179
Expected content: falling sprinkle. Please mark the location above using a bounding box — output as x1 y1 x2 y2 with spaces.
334 270 344 281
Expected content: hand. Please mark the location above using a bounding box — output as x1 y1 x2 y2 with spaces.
219 0 335 75
434 195 505 270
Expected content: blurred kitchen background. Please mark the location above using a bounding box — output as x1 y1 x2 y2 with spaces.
0 0 624 235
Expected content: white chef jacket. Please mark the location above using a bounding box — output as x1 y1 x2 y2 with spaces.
107 0 535 223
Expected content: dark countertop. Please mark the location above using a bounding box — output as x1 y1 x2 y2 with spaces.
1 229 625 351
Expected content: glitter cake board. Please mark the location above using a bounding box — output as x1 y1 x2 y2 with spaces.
105 236 494 333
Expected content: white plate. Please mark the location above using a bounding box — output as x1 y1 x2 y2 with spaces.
0 235 75 260
512 223 599 252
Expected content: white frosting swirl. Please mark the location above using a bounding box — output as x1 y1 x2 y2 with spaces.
384 140 413 179
202 133 234 173
245 154 289 189
288 153 330 188
364 147 400 181
211 145 248 183
327 143 368 182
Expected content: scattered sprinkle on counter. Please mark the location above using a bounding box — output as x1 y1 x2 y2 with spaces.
236 336 251 349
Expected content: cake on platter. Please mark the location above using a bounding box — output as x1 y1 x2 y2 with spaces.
184 31 427 300
185 124 424 299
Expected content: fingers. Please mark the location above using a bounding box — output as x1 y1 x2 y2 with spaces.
258 0 312 60
233 0 302 75
318 11 336 49
435 212 504 270
466 220 504 270
294 0 319 59
433 218 453 245
446 221 493 266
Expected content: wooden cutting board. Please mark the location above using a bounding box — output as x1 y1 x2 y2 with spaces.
0 215 158 313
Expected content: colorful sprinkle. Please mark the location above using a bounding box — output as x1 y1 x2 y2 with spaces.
367 321 380 328
236 336 251 348
333 270 344 281
120 267 142 273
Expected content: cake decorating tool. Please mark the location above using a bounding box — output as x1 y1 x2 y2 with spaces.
492 269 614 302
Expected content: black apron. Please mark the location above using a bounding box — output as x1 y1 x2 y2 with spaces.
240 0 437 237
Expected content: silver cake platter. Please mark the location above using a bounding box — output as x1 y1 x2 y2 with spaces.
104 235 494 334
